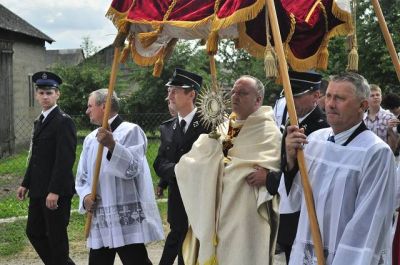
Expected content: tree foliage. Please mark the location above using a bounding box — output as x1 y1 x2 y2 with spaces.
325 0 399 91
52 63 110 116
356 0 400 91
80 36 100 58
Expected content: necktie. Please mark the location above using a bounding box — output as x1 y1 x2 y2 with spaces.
39 114 44 123
180 119 186 134
327 135 335 143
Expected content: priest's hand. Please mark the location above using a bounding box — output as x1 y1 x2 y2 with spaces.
84 194 97 213
246 166 269 187
285 125 307 170
97 127 116 152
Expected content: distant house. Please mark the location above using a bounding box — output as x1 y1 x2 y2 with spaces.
0 4 54 158
46 49 85 67
88 44 140 97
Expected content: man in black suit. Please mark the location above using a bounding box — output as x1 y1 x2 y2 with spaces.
16 71 77 265
156 99 177 199
267 71 329 263
154 68 210 265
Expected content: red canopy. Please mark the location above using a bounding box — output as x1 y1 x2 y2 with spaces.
107 0 352 72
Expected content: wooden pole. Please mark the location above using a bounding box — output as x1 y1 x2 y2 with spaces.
84 47 122 238
371 0 400 81
209 55 218 92
265 0 325 264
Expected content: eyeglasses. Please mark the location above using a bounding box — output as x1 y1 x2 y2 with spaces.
230 90 251 97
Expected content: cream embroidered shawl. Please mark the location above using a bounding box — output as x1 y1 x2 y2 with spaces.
175 106 281 265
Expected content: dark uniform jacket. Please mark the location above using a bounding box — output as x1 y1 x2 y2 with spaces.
276 105 329 246
154 112 210 186
22 106 77 198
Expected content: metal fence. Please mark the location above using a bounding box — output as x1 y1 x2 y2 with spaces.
0 113 171 177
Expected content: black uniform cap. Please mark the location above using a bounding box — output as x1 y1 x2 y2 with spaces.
166 68 203 92
32 71 62 89
289 70 322 97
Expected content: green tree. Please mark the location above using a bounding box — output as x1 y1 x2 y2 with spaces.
121 41 210 114
80 36 100 58
50 63 110 129
356 0 400 91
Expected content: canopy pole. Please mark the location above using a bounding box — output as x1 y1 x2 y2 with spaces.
265 0 325 264
371 0 400 81
209 55 218 92
84 46 122 238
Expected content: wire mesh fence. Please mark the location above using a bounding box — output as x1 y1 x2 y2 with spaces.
0 113 171 178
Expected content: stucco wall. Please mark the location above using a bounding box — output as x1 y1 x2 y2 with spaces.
12 41 46 152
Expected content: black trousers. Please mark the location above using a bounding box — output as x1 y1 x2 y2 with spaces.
159 181 188 265
277 211 301 264
26 196 75 265
89 243 152 265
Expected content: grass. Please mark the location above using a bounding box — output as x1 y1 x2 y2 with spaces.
0 133 164 257
0 219 28 256
0 201 168 257
0 151 29 177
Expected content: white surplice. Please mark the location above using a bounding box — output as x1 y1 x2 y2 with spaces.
75 122 164 249
286 128 396 265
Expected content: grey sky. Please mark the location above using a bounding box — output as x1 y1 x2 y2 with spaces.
0 0 117 50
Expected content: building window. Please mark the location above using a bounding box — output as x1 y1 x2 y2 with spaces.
28 74 34 107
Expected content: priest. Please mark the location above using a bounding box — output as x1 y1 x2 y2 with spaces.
175 75 282 265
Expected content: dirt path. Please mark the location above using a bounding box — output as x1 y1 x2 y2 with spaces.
0 241 286 265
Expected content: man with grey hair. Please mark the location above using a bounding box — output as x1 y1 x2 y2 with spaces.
283 72 395 264
75 89 164 265
175 75 282 265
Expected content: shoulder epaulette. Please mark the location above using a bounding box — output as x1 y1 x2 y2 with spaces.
161 117 176 125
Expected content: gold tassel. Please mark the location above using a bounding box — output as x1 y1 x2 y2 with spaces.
152 56 164 77
347 46 358 71
206 31 219 55
138 30 160 48
347 0 358 72
119 45 130 63
264 45 277 78
317 44 329 69
153 47 166 77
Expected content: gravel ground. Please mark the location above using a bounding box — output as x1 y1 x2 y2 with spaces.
0 242 286 265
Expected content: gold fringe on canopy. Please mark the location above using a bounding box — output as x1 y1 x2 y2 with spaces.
138 0 179 48
212 0 265 31
120 44 130 63
207 31 220 55
316 2 329 69
284 13 296 57
332 0 354 34
153 47 165 77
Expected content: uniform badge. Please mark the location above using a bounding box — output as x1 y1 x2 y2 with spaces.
193 121 199 128
302 124 308 131
42 73 47 79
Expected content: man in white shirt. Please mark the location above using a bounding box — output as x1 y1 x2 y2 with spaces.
284 72 395 264
75 89 164 265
